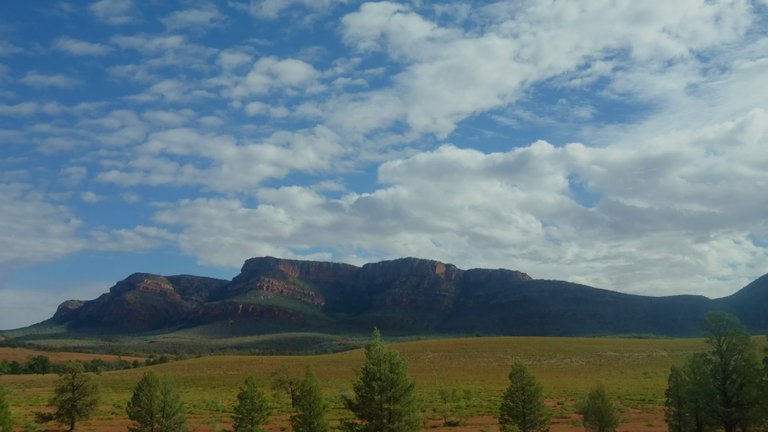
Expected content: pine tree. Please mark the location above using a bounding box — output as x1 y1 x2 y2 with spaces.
578 384 619 432
664 366 690 432
682 354 715 432
232 376 271 432
703 311 761 432
290 366 330 432
498 361 550 432
127 372 186 432
49 362 99 432
0 384 12 432
343 328 420 432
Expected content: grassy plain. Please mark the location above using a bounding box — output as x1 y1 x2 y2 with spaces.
2 335 764 431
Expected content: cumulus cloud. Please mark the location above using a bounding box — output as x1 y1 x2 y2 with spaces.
162 4 227 31
60 166 88 186
111 34 217 71
249 0 336 20
53 37 112 55
89 225 176 252
77 109 148 147
216 56 320 100
0 102 39 116
80 191 103 203
97 126 344 192
0 40 25 56
153 106 768 297
21 72 79 88
89 0 138 25
323 0 755 140
0 184 83 265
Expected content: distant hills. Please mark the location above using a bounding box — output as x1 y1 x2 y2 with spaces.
15 257 768 339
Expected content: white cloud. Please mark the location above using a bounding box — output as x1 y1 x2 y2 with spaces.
0 102 39 116
97 126 344 192
152 104 768 298
89 0 138 25
21 72 79 88
217 56 320 100
77 109 148 147
325 0 756 140
89 225 175 252
0 184 83 265
249 0 335 20
122 192 140 203
53 37 112 55
126 78 216 103
162 4 227 31
216 48 254 71
0 40 24 56
80 191 103 203
60 166 88 186
111 34 217 73
141 109 194 127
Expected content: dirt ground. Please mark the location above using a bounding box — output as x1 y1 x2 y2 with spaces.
31 409 666 432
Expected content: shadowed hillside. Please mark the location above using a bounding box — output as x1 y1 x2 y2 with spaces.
5 257 767 347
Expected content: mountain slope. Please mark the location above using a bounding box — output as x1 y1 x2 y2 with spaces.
16 257 768 338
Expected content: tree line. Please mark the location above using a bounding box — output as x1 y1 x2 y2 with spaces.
0 354 171 376
2 313 763 432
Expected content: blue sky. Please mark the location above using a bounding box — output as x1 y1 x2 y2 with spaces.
1 0 767 329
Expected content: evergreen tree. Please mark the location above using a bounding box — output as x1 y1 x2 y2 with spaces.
0 384 12 432
498 361 550 432
290 366 330 432
232 376 271 432
127 372 186 432
49 362 99 432
703 311 761 432
271 366 300 407
682 354 715 432
664 366 690 432
343 328 420 432
156 381 186 432
578 384 619 432
26 355 51 375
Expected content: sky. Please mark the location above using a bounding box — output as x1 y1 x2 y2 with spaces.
1 0 767 329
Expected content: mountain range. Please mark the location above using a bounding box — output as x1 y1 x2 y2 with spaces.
20 256 767 339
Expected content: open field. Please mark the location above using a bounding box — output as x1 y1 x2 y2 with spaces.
2 335 765 431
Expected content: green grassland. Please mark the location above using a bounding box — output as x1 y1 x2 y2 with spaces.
1 335 765 431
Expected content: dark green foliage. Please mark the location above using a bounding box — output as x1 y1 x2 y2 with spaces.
682 354 715 432
703 311 762 432
127 372 187 432
664 366 689 432
1 357 147 376
499 362 550 432
271 365 300 407
49 362 99 432
26 355 51 375
437 388 475 426
290 366 329 432
0 385 12 432
232 376 271 432
343 328 420 432
578 384 619 432
664 312 764 432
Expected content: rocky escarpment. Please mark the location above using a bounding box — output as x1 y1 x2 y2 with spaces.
53 274 228 332
46 256 768 337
